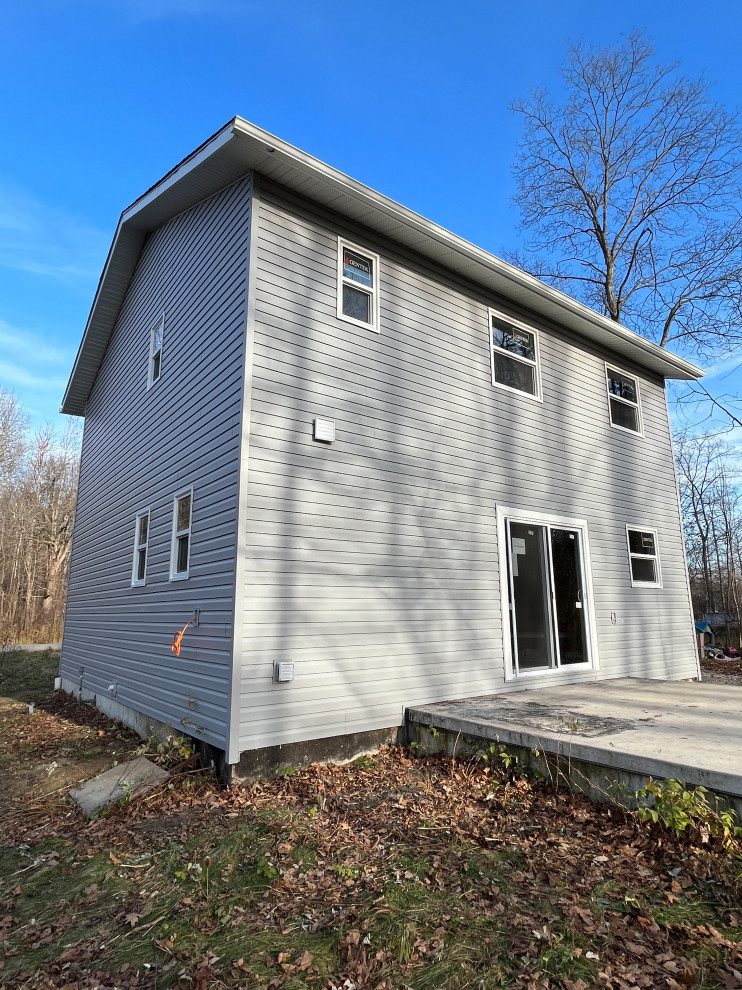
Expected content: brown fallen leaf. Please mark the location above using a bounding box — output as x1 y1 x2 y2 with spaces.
295 950 314 971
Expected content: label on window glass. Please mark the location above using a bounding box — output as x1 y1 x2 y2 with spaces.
343 249 373 287
491 315 535 361
608 370 637 402
629 529 655 555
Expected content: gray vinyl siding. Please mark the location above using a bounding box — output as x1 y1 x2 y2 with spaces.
236 179 697 753
60 175 252 751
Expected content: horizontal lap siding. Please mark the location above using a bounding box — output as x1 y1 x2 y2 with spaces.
237 180 696 752
60 176 252 750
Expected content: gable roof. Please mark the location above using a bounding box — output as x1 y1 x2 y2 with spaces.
61 117 703 416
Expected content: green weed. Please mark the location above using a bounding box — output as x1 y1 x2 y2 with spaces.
636 777 742 849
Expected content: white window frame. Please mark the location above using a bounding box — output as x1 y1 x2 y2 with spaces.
337 239 380 332
170 487 193 581
489 308 543 403
496 505 600 681
626 525 662 588
131 509 150 587
148 314 165 388
605 363 644 437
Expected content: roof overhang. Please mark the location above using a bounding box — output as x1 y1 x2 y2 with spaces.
61 116 703 416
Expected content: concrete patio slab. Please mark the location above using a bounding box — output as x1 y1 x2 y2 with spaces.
70 757 168 816
406 678 742 811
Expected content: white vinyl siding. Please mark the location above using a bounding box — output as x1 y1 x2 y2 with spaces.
60 174 252 752
131 511 150 586
234 179 698 755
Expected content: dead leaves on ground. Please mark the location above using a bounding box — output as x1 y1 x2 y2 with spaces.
1 697 742 989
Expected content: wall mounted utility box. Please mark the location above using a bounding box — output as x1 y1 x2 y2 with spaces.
313 418 335 442
274 662 295 683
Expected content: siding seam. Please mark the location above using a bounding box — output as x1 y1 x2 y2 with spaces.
665 388 702 679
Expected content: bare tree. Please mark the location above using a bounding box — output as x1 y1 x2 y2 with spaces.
676 429 742 644
511 32 742 361
0 388 80 646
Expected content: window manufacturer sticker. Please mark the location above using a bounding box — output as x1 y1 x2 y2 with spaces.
343 249 373 287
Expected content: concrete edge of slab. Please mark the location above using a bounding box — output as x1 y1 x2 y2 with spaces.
406 706 742 805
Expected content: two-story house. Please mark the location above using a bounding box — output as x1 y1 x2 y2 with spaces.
59 118 702 779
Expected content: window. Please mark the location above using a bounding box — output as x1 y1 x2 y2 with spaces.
606 366 642 434
170 490 192 580
337 241 380 331
131 511 150 587
489 310 541 399
148 315 164 386
627 527 661 586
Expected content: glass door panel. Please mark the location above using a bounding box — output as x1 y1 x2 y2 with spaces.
508 522 555 671
549 528 588 665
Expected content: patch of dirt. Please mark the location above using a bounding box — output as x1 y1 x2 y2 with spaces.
0 692 139 806
700 657 742 685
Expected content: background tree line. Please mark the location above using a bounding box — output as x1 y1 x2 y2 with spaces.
676 431 742 643
0 387 79 646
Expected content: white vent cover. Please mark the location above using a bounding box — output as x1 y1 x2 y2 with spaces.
274 661 295 683
313 417 335 443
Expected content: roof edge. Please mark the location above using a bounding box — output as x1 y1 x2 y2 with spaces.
229 118 702 383
61 117 703 416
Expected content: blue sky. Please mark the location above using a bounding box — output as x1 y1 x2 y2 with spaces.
1 0 741 431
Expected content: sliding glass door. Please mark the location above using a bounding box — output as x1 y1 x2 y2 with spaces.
506 518 590 674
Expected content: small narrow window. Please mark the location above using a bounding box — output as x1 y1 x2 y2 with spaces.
627 527 661 586
131 511 149 587
337 241 380 331
170 490 192 580
148 315 164 387
607 366 642 434
489 310 541 399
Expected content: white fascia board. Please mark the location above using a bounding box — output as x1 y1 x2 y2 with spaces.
121 122 237 225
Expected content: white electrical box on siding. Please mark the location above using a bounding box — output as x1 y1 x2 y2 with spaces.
313 418 335 443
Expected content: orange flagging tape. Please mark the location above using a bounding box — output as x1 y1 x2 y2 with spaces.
171 618 194 656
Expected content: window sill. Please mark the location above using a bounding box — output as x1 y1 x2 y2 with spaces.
336 311 380 333
491 379 543 404
609 421 644 438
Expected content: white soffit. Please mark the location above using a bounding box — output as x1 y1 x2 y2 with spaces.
61 117 703 415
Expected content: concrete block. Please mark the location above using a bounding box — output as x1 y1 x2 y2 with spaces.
70 757 169 816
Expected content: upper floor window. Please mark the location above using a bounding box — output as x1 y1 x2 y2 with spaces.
606 366 642 434
337 241 380 331
131 511 149 587
489 310 542 400
627 527 661 587
170 489 192 580
148 315 164 387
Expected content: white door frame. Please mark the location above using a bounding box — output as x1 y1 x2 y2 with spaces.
496 505 600 682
